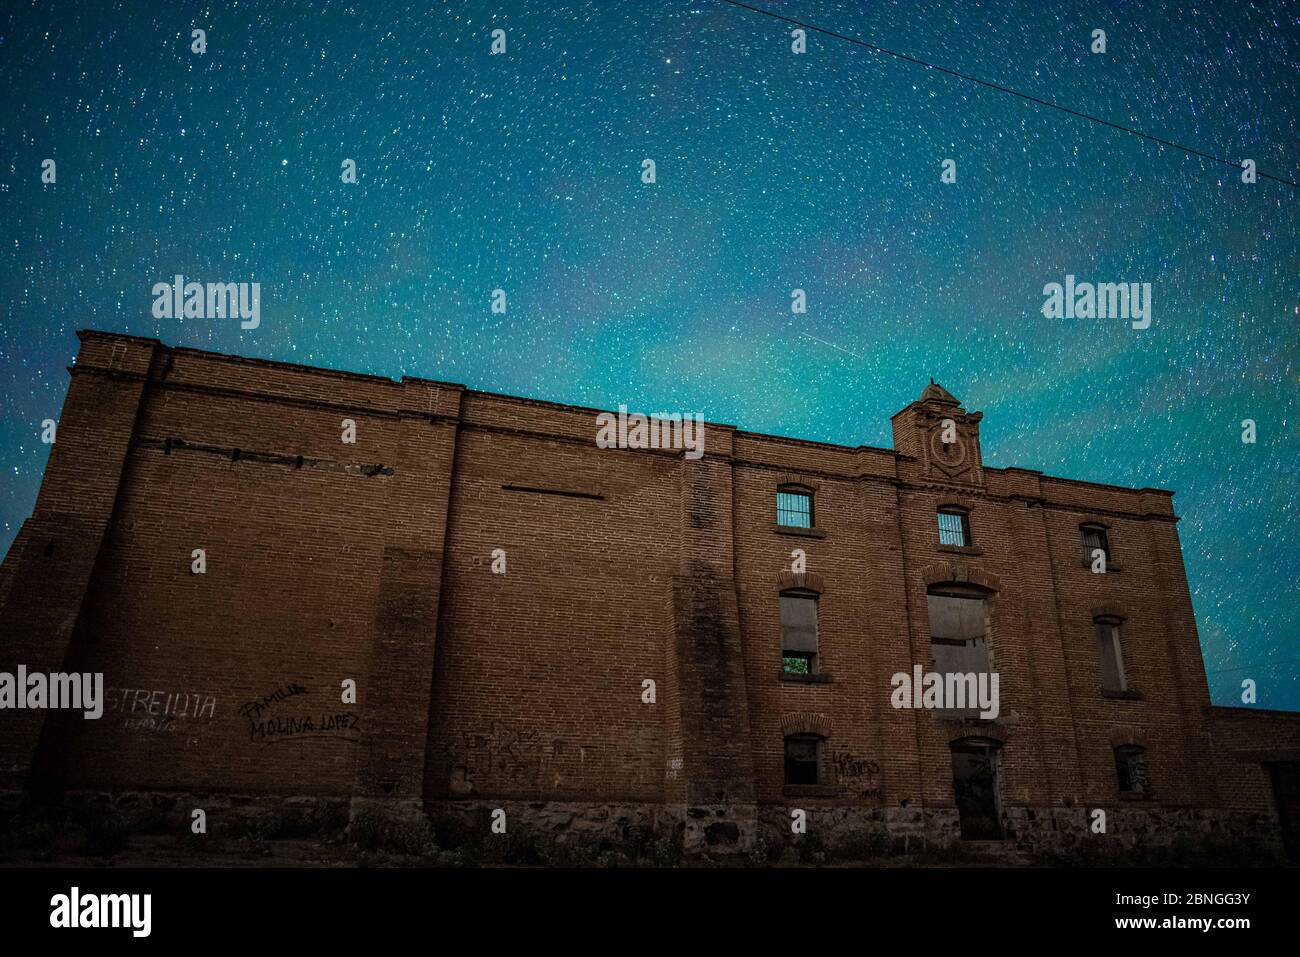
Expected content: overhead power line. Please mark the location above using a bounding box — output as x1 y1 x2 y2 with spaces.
1207 656 1300 676
718 0 1299 189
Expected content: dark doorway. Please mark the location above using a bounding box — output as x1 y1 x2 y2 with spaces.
1268 762 1300 863
951 739 1002 840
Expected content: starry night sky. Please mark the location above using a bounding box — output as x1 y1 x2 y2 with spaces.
1 1 1296 709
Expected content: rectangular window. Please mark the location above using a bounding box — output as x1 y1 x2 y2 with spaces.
928 593 990 715
784 736 821 785
1096 620 1127 692
1082 526 1110 564
937 509 969 547
782 654 812 675
776 490 813 528
780 593 819 672
1115 747 1149 794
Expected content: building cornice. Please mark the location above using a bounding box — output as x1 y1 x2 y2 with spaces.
71 329 1180 513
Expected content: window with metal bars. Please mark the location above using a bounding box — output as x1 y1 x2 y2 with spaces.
1081 524 1110 565
937 508 970 547
1114 745 1149 794
776 487 813 528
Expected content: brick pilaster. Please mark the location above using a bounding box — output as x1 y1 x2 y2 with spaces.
0 332 160 791
667 425 758 851
350 379 462 821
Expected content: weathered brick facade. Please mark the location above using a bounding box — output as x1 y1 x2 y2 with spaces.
2 330 1297 859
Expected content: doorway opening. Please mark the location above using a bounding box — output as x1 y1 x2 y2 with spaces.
950 738 1003 840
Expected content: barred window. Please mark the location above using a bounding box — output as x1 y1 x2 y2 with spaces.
937 508 970 547
776 487 813 528
1082 524 1110 565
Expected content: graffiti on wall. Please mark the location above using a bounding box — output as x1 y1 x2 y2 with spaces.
445 720 595 794
833 751 882 797
237 682 307 722
105 686 219 734
238 682 360 746
246 712 360 744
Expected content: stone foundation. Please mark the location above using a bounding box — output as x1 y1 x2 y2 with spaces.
1004 805 1286 861
0 788 350 839
754 803 1286 863
678 803 757 854
755 804 956 858
425 799 684 853
2 790 1287 865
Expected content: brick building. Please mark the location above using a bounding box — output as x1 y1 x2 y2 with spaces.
2 329 1298 860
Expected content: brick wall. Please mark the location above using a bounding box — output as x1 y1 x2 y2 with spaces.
2 330 1296 855
1208 706 1300 813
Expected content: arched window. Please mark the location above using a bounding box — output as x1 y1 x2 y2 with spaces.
780 589 819 674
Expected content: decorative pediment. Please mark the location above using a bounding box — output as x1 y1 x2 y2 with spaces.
893 382 985 486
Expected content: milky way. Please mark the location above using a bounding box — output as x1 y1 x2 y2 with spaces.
1 1 1296 708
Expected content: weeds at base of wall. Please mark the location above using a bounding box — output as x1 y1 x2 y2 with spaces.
775 826 918 866
829 826 893 862
796 829 825 865
0 794 352 862
350 812 439 857
0 804 130 859
1034 833 1283 868
2 797 1286 867
350 814 685 867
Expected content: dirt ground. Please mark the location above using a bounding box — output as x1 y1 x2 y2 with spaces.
0 833 416 868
